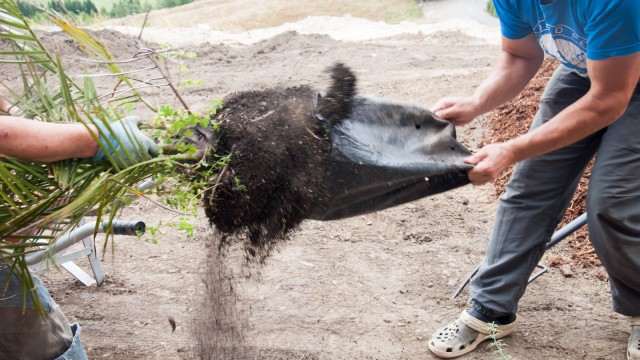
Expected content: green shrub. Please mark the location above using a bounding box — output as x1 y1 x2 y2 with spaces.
487 0 497 17
19 0 195 20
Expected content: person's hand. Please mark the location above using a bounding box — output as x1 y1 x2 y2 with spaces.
464 142 517 185
431 96 480 126
92 116 159 169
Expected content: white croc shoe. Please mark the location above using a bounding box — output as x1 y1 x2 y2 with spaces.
629 317 640 360
428 310 518 359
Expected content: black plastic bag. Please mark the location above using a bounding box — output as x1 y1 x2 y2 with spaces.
310 95 472 221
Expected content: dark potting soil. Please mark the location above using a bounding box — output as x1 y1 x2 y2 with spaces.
199 63 356 260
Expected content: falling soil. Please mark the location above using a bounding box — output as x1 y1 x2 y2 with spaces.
194 238 249 359
197 63 356 261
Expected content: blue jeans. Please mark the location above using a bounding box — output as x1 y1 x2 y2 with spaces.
470 65 640 317
0 265 88 360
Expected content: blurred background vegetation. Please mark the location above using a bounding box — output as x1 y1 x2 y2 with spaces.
15 0 428 26
486 0 496 17
16 0 195 21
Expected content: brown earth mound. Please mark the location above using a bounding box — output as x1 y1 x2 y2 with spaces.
482 58 599 268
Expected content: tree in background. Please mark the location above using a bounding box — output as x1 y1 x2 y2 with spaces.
157 0 193 9
17 0 195 19
82 0 96 13
109 0 129 17
16 0 37 16
141 0 152 12
41 0 96 15
487 0 496 17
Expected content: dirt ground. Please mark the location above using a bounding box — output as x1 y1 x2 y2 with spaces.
27 1 630 359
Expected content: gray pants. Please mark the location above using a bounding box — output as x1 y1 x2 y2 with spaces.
470 65 640 317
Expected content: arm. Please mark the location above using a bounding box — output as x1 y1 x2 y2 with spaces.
433 34 544 125
0 116 99 162
466 52 640 185
0 116 159 166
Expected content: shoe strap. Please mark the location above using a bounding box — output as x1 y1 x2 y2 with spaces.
459 310 493 334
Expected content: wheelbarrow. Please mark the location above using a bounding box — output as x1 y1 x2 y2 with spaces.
452 212 588 299
25 219 146 287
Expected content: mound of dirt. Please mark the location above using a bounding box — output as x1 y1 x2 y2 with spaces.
482 58 598 267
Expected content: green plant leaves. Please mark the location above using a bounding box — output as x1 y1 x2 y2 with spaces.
1 0 226 313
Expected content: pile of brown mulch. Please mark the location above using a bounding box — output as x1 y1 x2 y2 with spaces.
481 58 599 268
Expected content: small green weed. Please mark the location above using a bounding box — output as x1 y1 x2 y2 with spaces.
485 322 512 360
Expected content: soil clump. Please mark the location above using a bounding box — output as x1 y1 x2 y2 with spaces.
199 63 356 260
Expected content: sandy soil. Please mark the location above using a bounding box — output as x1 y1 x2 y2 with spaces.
27 1 629 359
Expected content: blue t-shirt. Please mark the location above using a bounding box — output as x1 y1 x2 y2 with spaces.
493 0 640 76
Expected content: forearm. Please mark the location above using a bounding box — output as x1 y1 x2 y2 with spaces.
471 49 543 116
507 54 639 162
506 91 629 162
431 35 544 125
0 117 99 162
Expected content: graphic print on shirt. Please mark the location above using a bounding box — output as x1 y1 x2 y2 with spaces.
533 20 587 75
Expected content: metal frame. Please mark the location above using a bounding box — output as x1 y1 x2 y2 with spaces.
26 220 146 286
451 213 588 299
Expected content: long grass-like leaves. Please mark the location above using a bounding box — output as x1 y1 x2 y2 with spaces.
0 0 221 315
0 0 178 312
51 15 157 112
